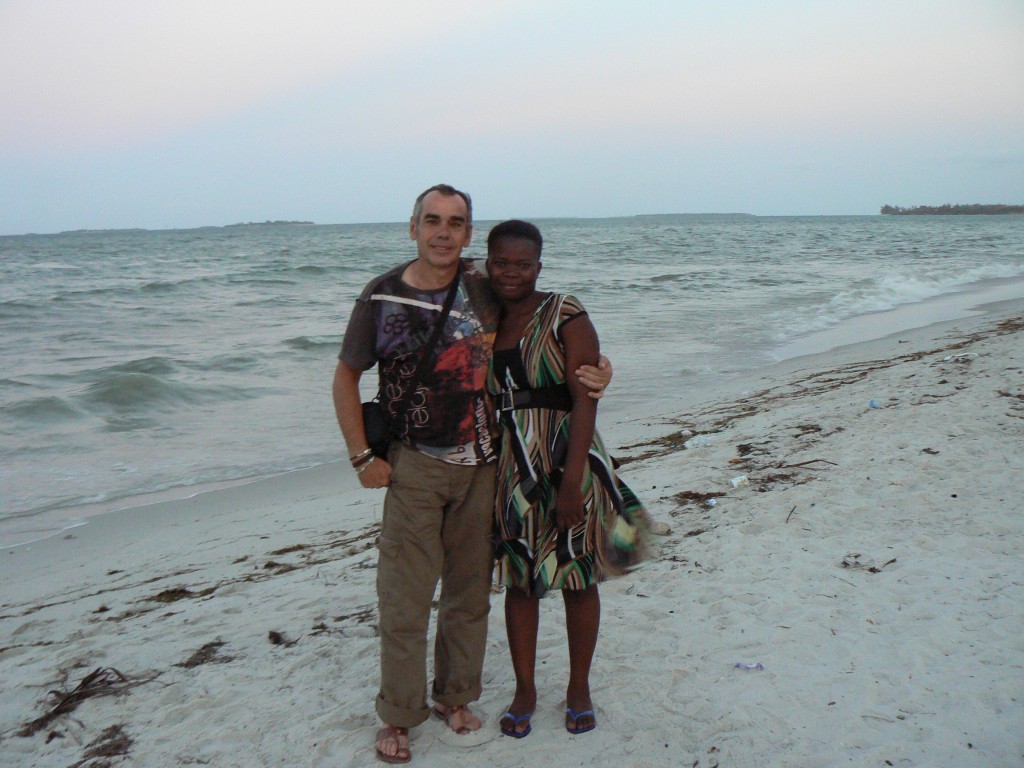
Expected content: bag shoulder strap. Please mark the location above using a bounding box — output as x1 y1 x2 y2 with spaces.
381 263 462 420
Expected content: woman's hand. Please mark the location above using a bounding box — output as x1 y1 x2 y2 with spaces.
555 483 585 530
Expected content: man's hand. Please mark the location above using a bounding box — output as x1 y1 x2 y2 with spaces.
357 457 392 489
575 354 613 400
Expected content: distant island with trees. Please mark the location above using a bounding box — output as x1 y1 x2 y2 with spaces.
224 220 315 227
631 213 754 220
881 204 1024 215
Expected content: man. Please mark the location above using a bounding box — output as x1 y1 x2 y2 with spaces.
332 184 609 763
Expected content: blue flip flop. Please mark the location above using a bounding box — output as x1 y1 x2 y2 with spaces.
499 711 533 738
565 707 597 734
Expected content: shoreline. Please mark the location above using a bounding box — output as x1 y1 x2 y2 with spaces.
2 301 1021 766
4 280 1024 551
602 290 1024 448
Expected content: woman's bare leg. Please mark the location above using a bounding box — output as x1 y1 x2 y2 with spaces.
562 584 600 732
502 587 539 735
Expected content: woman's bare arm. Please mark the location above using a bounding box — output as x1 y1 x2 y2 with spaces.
555 314 600 530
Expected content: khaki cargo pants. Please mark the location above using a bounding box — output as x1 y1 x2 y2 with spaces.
375 442 496 728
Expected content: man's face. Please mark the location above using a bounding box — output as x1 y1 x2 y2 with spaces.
409 191 472 271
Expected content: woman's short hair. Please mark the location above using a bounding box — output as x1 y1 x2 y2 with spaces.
486 219 543 255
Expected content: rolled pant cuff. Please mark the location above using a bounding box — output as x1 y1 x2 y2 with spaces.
431 682 482 709
376 694 430 730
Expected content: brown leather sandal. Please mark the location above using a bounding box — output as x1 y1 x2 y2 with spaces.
431 703 481 734
374 725 410 764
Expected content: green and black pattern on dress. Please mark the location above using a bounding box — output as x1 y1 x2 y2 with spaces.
488 293 649 597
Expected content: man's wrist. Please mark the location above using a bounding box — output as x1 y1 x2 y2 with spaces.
350 447 373 468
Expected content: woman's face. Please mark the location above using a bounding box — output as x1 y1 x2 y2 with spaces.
487 237 542 303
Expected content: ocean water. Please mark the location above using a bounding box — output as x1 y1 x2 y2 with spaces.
2 215 1023 540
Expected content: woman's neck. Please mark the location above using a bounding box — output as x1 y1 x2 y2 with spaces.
494 291 547 350
501 291 546 320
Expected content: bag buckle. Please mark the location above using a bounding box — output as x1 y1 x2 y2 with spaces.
497 390 515 413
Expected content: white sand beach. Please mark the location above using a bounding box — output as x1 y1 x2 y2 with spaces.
2 303 1022 767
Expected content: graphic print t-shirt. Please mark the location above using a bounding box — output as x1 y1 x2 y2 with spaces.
340 258 499 465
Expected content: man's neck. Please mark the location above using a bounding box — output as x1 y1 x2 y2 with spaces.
403 258 459 291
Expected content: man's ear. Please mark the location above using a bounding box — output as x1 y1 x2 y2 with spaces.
409 217 417 240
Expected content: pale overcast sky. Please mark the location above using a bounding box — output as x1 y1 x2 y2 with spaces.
1 0 1021 234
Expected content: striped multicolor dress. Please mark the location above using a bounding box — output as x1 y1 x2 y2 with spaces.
488 293 649 597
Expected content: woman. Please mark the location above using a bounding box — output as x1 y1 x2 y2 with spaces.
485 220 649 739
